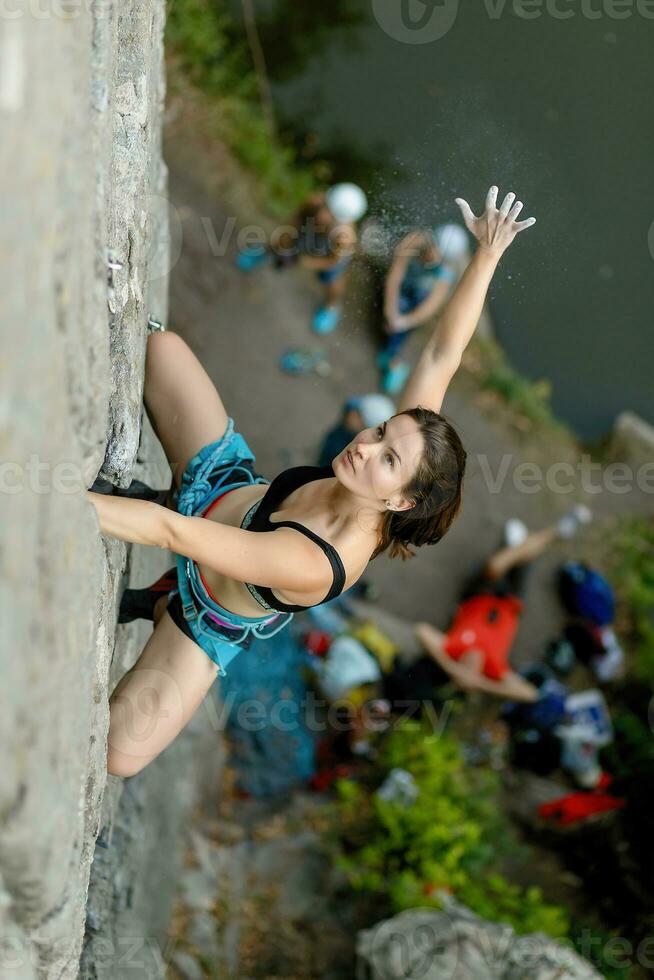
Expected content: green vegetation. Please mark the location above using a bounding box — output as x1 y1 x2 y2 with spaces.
248 2 366 83
611 515 654 685
333 722 639 975
465 335 575 439
333 720 570 939
166 0 325 216
570 925 632 980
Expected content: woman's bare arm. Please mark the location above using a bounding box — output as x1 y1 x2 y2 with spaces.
478 670 539 702
399 186 535 415
415 622 538 702
88 492 171 549
87 492 332 595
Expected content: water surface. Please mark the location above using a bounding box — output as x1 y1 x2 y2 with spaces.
262 0 653 440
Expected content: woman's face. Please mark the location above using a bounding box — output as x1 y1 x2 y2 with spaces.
334 413 424 510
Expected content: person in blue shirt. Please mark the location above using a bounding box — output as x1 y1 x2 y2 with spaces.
380 229 458 394
237 183 368 335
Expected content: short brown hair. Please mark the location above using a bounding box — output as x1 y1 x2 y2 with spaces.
373 406 466 561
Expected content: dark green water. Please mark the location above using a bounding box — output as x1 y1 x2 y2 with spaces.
256 0 654 441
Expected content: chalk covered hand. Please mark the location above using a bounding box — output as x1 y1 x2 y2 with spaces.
455 185 536 257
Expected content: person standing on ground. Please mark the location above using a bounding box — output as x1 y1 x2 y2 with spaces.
380 228 459 395
237 182 368 334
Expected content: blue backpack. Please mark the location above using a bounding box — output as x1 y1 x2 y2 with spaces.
558 561 615 626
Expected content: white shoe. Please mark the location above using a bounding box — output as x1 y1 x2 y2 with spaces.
556 504 593 540
503 518 529 548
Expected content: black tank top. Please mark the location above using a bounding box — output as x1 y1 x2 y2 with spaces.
239 464 347 614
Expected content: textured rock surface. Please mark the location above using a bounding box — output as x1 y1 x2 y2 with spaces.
608 410 654 468
357 902 603 980
0 4 217 979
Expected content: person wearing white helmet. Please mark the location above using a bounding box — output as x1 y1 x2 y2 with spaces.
237 182 368 334
317 393 395 468
380 226 466 394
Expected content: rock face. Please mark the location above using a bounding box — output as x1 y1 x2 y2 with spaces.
608 411 654 468
357 902 603 980
0 5 220 979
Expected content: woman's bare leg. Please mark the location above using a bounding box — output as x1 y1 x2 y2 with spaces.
144 331 230 488
484 525 559 581
107 612 220 777
325 271 348 308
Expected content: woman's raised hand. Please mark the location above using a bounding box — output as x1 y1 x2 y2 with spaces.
455 185 536 256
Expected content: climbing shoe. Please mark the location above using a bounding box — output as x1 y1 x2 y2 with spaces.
312 305 341 335
556 504 593 539
118 569 177 624
503 518 529 548
382 361 411 395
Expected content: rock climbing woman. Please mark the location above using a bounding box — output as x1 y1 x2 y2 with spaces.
87 185 535 777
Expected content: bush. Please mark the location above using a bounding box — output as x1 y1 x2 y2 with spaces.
334 720 570 939
166 0 323 215
464 336 574 437
610 515 654 685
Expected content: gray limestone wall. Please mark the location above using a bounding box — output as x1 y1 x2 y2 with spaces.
0 4 221 978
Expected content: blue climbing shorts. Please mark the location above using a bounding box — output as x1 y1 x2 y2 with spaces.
169 418 293 676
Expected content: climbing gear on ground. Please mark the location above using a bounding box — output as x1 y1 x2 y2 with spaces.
558 561 614 625
280 349 331 376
